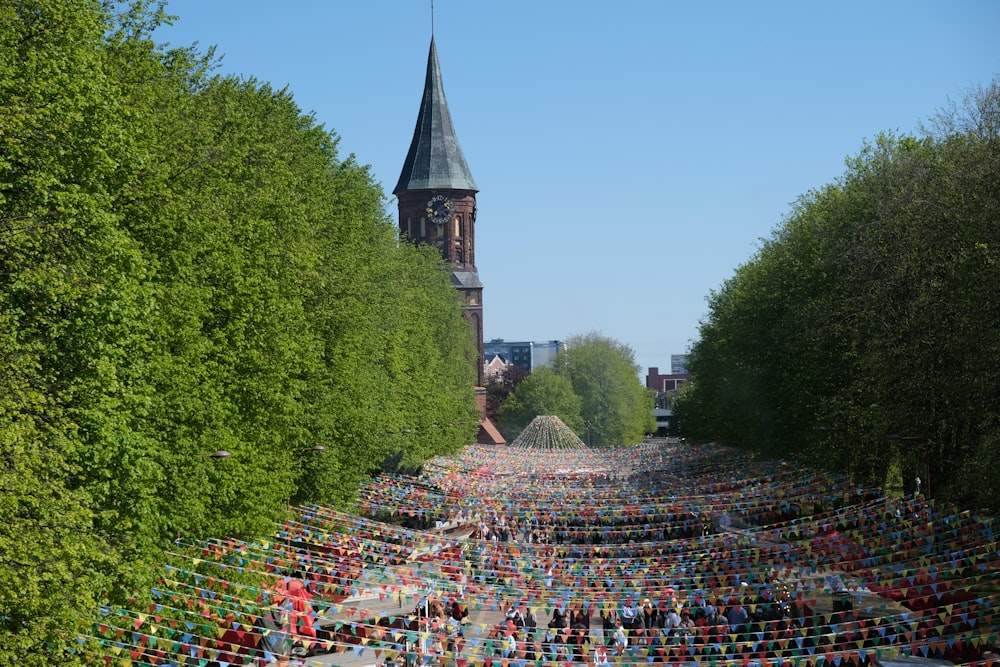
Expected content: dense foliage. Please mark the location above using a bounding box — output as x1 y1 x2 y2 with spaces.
673 81 1000 513
554 333 655 446
500 332 654 445
0 1 478 662
483 363 528 425
498 366 582 439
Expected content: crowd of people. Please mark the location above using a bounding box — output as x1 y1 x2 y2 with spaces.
462 583 817 666
472 508 714 546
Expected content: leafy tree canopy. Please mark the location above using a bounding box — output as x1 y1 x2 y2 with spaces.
0 1 479 661
674 81 1000 512
483 363 529 424
499 366 582 439
498 333 655 446
553 332 655 446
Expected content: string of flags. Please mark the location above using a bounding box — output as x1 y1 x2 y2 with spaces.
80 439 1000 666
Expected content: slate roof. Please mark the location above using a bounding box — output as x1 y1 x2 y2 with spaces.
451 271 483 289
394 37 478 195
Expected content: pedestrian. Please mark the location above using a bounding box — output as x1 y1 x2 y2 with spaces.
612 618 628 654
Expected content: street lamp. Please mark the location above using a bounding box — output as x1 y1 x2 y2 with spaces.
176 450 233 541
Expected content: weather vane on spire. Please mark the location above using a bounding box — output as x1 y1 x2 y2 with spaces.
431 0 435 36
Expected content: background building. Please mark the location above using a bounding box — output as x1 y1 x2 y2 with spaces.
671 354 689 375
645 366 690 393
395 37 502 445
484 339 565 374
646 363 692 436
652 407 672 436
394 37 484 386
483 353 510 380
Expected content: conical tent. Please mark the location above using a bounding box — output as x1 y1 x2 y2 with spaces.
509 415 587 449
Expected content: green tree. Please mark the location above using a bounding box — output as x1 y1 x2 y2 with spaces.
484 363 529 424
0 1 483 661
499 366 582 438
675 80 1000 510
553 332 654 445
0 0 156 661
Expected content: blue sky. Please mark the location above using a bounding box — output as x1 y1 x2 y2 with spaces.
156 1 999 375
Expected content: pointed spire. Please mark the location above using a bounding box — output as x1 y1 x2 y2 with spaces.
394 37 478 194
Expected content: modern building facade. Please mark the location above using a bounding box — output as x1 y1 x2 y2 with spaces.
484 339 565 374
670 354 689 375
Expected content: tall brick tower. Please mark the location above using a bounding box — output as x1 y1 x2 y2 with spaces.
394 37 484 386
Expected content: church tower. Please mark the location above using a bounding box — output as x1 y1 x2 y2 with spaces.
394 37 485 386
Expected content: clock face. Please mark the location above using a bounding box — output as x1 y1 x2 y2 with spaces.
426 194 455 225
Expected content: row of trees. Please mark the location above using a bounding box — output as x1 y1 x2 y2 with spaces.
673 82 1000 513
1 1 479 662
496 332 655 446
